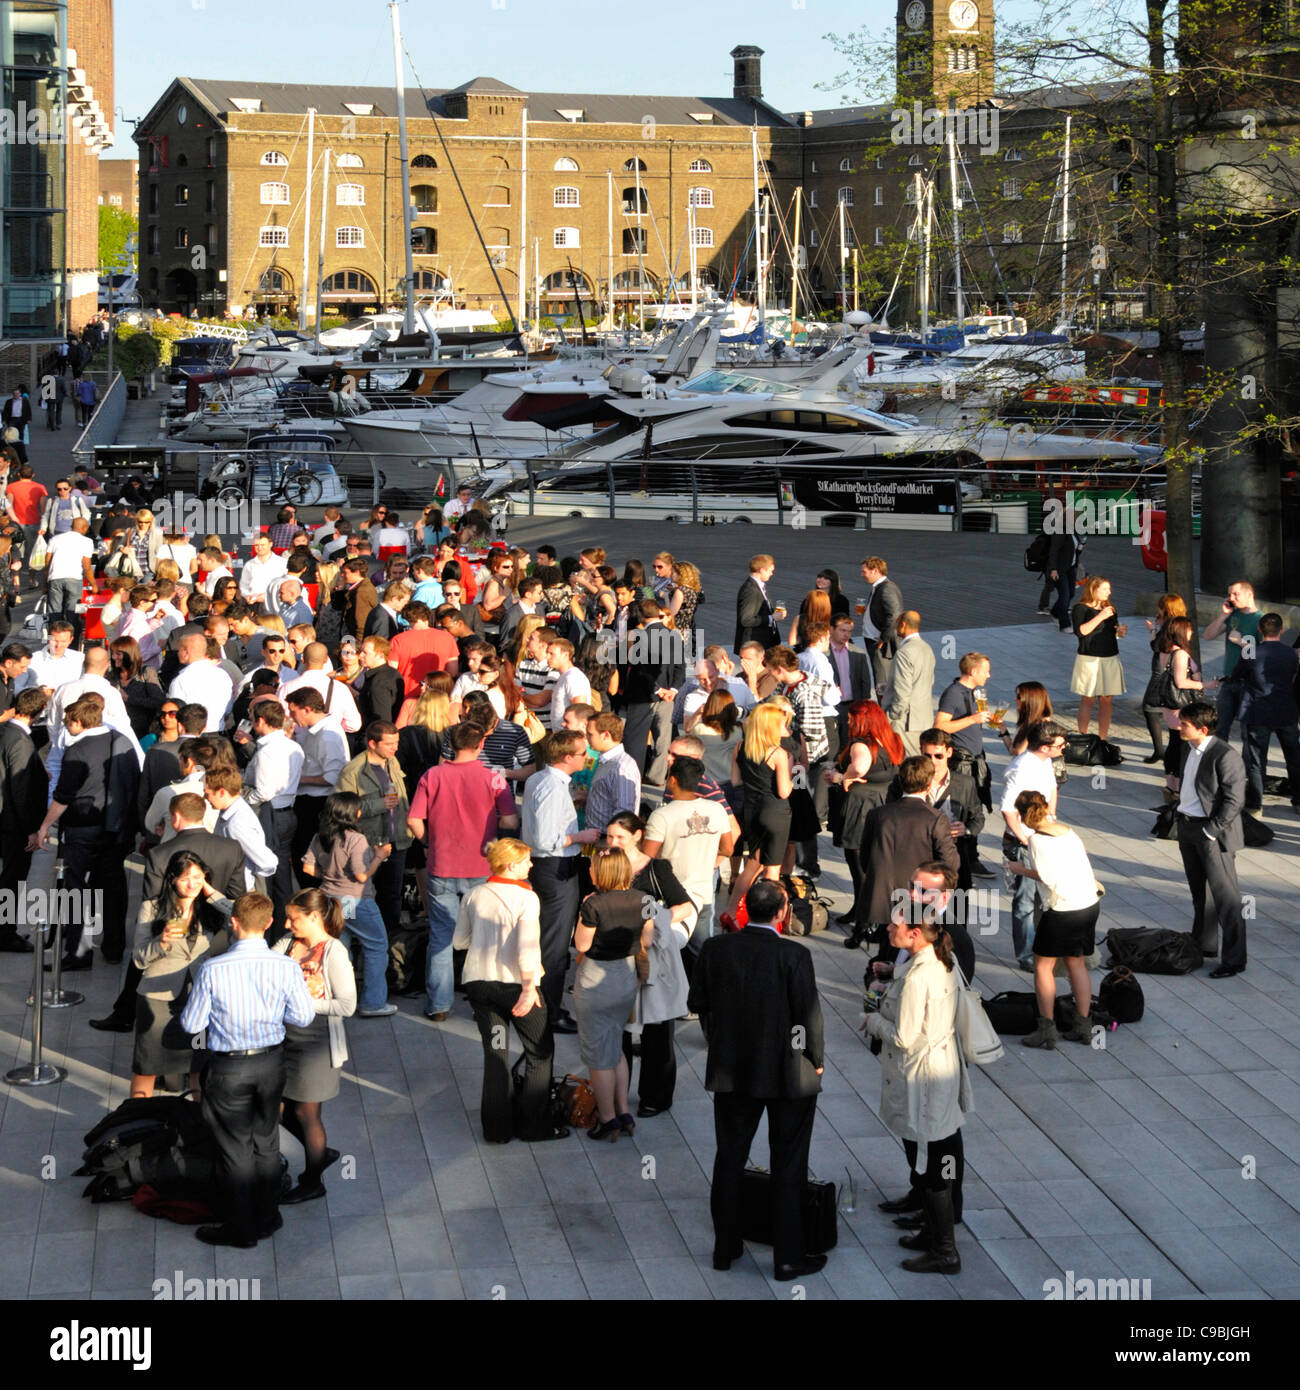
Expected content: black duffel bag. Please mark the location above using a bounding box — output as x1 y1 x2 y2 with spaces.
1104 926 1203 975
1242 813 1274 849
1099 966 1145 1023
1063 733 1124 767
740 1167 838 1254
984 990 1040 1035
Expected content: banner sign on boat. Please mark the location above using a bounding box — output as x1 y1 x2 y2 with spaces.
783 475 959 515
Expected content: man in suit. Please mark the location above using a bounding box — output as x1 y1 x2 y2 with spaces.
884 611 935 757
621 599 686 789
734 553 780 653
497 575 544 654
847 754 960 952
828 615 872 732
1175 702 1248 978
357 634 404 727
362 582 409 642
860 556 903 693
1237 612 1300 815
0 687 47 950
141 793 248 909
331 558 378 643
688 878 826 1282
887 729 985 893
1045 528 1083 632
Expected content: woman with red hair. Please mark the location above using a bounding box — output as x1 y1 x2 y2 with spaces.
826 700 905 946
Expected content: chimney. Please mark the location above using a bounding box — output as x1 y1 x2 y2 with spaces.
802 110 814 127
731 44 763 101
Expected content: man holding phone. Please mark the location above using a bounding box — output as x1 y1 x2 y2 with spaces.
1202 580 1260 741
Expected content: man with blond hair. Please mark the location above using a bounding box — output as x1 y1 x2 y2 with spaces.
735 553 779 652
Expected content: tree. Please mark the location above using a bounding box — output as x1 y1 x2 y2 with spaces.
98 204 138 269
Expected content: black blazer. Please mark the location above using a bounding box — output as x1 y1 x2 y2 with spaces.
363 604 401 642
358 664 403 726
621 621 686 705
141 826 246 906
0 720 47 834
885 767 985 839
831 645 873 704
734 576 778 653
866 579 904 656
859 795 961 925
688 925 823 1100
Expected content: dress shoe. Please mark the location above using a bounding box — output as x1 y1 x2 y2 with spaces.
970 860 996 879
834 911 856 926
843 926 868 950
0 934 33 953
196 1224 257 1248
423 1010 449 1022
712 1241 744 1271
893 1213 926 1230
89 1013 134 1033
878 1190 923 1214
636 1103 669 1119
1208 964 1244 979
551 1013 579 1035
774 1253 828 1281
280 1181 326 1205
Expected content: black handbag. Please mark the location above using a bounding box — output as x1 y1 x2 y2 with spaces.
1099 966 1145 1023
1150 803 1176 839
1153 665 1199 710
1063 733 1122 767
984 990 1040 1035
739 1167 838 1254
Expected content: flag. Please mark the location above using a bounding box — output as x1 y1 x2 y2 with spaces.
435 472 446 498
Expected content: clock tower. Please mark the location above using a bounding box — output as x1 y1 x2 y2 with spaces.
897 0 994 107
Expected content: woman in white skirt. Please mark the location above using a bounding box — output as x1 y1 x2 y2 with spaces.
1069 575 1127 742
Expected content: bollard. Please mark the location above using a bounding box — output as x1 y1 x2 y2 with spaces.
42 866 84 1009
7 915 66 1086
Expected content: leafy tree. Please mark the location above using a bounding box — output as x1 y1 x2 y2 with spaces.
98 205 138 269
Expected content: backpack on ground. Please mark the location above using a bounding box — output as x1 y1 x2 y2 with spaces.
1104 926 1203 975
76 1096 216 1204
1098 966 1145 1023
984 991 1040 1035
782 875 829 937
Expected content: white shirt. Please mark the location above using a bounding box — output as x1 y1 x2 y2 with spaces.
240 552 288 602
293 714 350 796
144 771 216 841
281 668 360 733
550 666 592 730
375 525 411 550
1177 735 1214 820
862 577 886 642
798 646 842 714
18 645 83 693
243 730 304 809
156 541 197 576
46 530 93 582
1026 828 1099 913
215 797 279 889
169 661 234 732
201 564 233 596
1000 750 1058 818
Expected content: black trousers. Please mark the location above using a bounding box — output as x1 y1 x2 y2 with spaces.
201 1047 286 1243
258 805 297 923
464 979 553 1141
711 1092 817 1269
60 827 128 958
902 1131 965 1221
372 847 407 936
529 855 581 1027
290 794 328 877
0 845 32 939
622 1020 677 1110
1176 815 1245 967
796 725 841 874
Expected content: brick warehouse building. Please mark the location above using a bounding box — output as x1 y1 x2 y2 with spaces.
132 13 1153 328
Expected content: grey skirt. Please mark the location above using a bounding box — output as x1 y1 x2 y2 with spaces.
133 995 197 1078
283 1015 338 1103
573 956 639 1070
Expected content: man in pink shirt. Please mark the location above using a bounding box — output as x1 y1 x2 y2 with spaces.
407 721 519 1021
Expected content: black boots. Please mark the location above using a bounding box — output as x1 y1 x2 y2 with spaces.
900 1186 961 1274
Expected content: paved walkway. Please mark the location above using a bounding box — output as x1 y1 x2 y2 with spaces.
3 614 1297 1300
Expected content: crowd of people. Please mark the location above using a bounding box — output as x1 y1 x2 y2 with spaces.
0 486 1289 1278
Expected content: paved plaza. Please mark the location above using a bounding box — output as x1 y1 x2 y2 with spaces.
3 602 1298 1301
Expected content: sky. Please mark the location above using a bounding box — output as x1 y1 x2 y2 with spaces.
105 0 1040 159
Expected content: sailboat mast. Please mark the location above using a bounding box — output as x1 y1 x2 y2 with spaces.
314 149 332 344
688 200 698 311
519 107 528 332
606 171 614 326
838 197 847 310
751 127 764 334
1059 113 1072 327
947 127 964 327
790 186 802 328
636 159 645 332
389 0 416 334
917 173 931 341
300 107 315 331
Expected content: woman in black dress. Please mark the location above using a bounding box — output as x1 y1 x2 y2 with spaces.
725 700 794 917
816 568 851 621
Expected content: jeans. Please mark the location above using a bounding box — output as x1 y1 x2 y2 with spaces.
1241 723 1300 812
372 847 407 935
1050 568 1075 629
47 576 81 621
425 874 483 1014
1216 680 1244 742
1003 836 1037 965
338 895 389 1011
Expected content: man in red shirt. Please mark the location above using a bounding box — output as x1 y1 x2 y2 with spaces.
389 601 460 697
407 721 519 1021
5 465 47 589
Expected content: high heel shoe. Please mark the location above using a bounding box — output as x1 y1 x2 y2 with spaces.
1142 753 1163 764
618 1113 636 1135
843 925 868 950
587 1118 623 1143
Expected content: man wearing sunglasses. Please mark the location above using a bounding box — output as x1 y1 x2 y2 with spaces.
888 729 986 893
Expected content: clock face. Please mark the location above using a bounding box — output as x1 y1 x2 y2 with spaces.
905 1 926 29
949 0 978 28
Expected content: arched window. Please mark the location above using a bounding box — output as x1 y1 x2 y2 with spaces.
554 156 579 171
336 226 365 248
260 150 288 166
322 270 377 296
174 184 189 205
839 158 852 172
336 153 364 169
484 226 510 249
553 185 580 207
412 153 437 169
148 267 159 292
414 269 450 292
412 184 438 213
174 226 189 248
260 181 289 204
259 268 292 293
837 186 854 206
688 186 712 208
554 226 580 248
411 227 437 254
543 268 595 296
486 155 510 172
621 186 648 214
259 227 288 247
809 228 819 247
690 227 713 247
612 268 657 293
176 153 188 168
688 158 712 173
336 183 365 205
623 157 647 172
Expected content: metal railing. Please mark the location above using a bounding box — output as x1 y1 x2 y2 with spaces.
70 372 125 462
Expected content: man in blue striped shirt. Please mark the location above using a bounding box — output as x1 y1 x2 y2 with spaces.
176 892 313 1248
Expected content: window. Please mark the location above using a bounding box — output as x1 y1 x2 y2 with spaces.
622 187 648 215
875 156 885 169
342 103 374 117
260 150 288 167
108 193 121 207
688 186 713 208
622 227 648 255
553 157 579 172
688 158 712 173
810 160 818 173
205 180 216 212
147 226 159 255
176 154 188 168
809 189 819 208
1112 171 1133 196
260 226 288 247
874 227 884 246
411 227 437 254
1002 178 1022 199
336 183 365 205
907 154 922 167
691 227 713 247
206 136 218 165
230 97 262 113
336 153 364 169
623 157 647 173
874 186 883 205
174 226 189 249
612 269 656 293
556 109 585 122
206 224 218 250
322 270 377 295
553 185 580 207
688 112 714 124
174 184 189 205
148 184 159 215
260 181 289 204
838 187 854 206
947 45 979 71
412 184 438 213
905 184 919 204
414 270 450 291
554 226 580 248
484 185 510 206
839 158 852 172
259 268 291 294
1003 223 1023 244
810 228 819 247
412 154 437 169
1004 148 1024 162
336 226 364 248
148 267 159 291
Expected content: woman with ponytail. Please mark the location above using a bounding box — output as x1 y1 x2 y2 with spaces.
274 887 357 1203
862 876 971 1276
